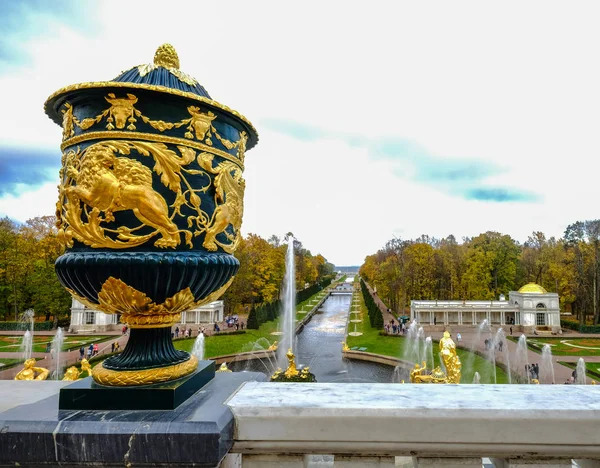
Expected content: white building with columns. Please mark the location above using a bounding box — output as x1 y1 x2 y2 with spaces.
410 282 560 332
69 298 225 332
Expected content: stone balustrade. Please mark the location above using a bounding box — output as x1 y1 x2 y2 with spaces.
225 382 600 467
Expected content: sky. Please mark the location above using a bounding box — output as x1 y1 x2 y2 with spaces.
1 1 600 266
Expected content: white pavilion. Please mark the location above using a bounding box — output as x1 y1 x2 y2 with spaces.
410 282 560 332
69 297 225 333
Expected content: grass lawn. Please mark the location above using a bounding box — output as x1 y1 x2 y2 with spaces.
346 289 509 384
508 336 600 357
175 319 280 358
0 335 114 353
558 360 600 381
0 358 23 370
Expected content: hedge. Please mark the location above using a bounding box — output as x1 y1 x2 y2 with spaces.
560 319 600 333
360 279 384 329
247 275 335 330
0 321 53 331
211 330 247 337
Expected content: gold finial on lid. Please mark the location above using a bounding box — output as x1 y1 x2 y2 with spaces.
154 43 180 69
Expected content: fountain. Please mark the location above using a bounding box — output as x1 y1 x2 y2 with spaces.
191 332 205 361
540 344 556 384
481 320 497 384
494 328 511 384
348 322 363 337
51 327 65 380
20 330 33 361
271 348 316 382
402 320 419 364
514 334 531 383
18 309 35 361
409 332 461 384
278 236 296 369
424 336 434 370
514 334 530 384
417 327 425 365
575 358 587 385
472 372 481 384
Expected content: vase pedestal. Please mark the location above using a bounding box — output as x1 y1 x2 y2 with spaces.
59 360 215 410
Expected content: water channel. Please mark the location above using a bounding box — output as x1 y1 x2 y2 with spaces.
233 279 394 382
296 292 393 383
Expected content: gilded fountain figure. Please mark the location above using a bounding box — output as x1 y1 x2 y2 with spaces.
409 332 462 384
14 359 49 381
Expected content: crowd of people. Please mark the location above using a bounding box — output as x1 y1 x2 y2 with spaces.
78 343 100 360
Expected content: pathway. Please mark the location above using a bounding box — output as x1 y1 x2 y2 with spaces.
0 333 129 380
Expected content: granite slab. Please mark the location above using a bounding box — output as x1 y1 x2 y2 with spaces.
59 360 215 410
0 371 265 467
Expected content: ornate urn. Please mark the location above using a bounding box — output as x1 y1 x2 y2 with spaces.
45 44 257 387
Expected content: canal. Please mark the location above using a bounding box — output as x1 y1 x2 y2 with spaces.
295 284 393 383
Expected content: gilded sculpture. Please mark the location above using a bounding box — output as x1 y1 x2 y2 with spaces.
270 349 317 382
61 92 246 158
67 276 234 327
439 331 461 384
62 366 80 381
409 332 462 384
410 361 448 384
14 359 49 381
45 44 258 391
216 362 232 372
56 139 245 253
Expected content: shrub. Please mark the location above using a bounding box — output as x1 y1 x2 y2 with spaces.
560 319 600 333
212 330 247 337
0 321 53 331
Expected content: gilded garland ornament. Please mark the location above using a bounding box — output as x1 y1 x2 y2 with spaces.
67 276 235 328
93 355 199 386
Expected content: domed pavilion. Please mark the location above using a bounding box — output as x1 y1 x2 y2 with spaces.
410 282 560 332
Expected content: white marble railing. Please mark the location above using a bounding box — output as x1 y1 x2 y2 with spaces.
224 382 600 468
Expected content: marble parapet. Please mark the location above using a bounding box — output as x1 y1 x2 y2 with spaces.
226 383 600 459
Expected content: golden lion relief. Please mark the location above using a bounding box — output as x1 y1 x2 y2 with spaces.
56 140 245 252
66 144 180 248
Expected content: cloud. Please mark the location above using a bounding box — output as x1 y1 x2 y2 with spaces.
261 118 529 203
0 146 60 195
0 0 98 69
464 187 541 203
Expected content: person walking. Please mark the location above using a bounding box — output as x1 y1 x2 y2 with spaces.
111 342 116 353
93 343 99 356
87 344 93 359
175 326 179 338
79 346 85 360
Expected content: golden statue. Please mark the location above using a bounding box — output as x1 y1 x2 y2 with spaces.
14 359 49 381
342 342 350 352
531 379 540 384
409 361 448 384
62 366 80 381
216 362 232 372
267 341 278 352
81 358 92 375
65 142 181 248
284 348 299 379
439 331 461 384
63 359 93 381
